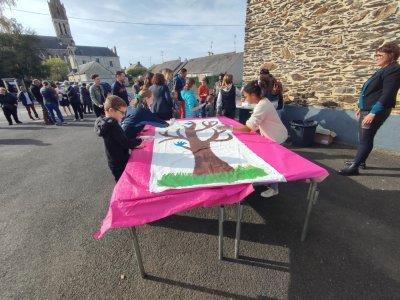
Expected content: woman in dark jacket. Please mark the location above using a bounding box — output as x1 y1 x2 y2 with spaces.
149 73 174 120
80 83 92 114
0 87 22 125
339 42 400 175
216 74 241 119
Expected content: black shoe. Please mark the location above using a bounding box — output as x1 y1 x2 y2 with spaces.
9 123 13 125
338 164 359 176
345 160 366 169
16 121 23 124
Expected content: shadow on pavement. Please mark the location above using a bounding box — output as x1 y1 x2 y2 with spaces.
0 139 51 146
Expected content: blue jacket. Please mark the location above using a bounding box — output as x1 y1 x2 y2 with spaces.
181 90 199 118
112 81 129 105
18 91 36 106
121 104 168 142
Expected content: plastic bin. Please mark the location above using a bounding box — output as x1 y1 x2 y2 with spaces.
290 120 318 147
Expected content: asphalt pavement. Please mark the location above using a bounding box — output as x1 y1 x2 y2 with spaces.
0 106 399 299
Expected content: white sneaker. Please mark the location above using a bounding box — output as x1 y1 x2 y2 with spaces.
74 119 78 121
260 188 279 198
80 118 84 121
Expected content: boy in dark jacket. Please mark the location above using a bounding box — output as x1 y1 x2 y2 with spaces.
94 95 137 182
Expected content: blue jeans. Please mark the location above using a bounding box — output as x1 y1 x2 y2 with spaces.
45 102 64 124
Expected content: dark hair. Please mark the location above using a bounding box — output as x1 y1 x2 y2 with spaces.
201 77 209 84
183 78 196 91
377 42 400 62
151 73 166 85
82 83 86 87
104 95 127 111
116 71 125 77
42 81 50 86
142 72 154 90
91 74 99 80
259 68 270 75
181 68 187 73
243 80 262 98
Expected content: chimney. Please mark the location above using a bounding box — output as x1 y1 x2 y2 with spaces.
113 46 117 55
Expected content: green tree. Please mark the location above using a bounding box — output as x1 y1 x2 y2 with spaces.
0 19 48 80
126 63 147 85
43 58 69 81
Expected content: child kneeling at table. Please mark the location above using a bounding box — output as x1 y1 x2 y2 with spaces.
218 80 288 198
121 89 171 146
95 95 140 182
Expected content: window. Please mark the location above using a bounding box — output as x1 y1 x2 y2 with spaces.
82 60 86 64
109 61 113 67
96 58 100 63
63 23 68 35
58 23 63 35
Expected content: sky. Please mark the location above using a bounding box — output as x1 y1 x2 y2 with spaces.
4 0 246 68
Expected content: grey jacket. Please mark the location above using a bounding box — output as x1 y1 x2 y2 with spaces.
89 84 105 107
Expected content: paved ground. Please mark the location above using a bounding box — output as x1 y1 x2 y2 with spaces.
1 106 399 299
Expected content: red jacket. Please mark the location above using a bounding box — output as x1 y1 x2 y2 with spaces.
198 85 209 101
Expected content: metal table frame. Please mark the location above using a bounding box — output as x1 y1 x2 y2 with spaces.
128 180 320 277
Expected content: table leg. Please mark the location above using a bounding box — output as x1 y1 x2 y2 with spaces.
234 202 244 259
301 182 318 242
219 205 224 260
128 227 146 278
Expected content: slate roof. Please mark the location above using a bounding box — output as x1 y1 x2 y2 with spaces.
72 61 113 75
36 36 117 57
148 59 185 74
74 46 117 57
37 36 67 50
183 52 243 75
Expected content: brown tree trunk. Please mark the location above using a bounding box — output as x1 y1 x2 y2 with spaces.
191 142 234 176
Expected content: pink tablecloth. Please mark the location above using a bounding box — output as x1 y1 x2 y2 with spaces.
95 117 328 238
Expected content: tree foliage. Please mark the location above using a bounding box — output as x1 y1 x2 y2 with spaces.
126 64 147 84
0 19 48 80
0 0 16 32
43 58 69 81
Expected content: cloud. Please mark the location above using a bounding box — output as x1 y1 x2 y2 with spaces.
4 0 246 68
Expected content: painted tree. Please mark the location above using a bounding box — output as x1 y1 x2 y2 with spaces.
159 120 234 176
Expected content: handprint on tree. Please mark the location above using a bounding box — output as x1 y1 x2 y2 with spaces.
159 120 234 176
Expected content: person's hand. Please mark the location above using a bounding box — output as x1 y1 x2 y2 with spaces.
140 135 154 141
168 118 176 126
355 108 360 118
135 144 145 149
99 104 103 108
362 113 375 126
216 124 233 131
200 102 206 108
14 104 18 107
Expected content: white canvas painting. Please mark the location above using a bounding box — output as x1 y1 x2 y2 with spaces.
149 119 286 192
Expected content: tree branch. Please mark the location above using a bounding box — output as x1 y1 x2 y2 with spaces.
206 128 227 142
159 128 188 144
195 120 218 132
214 133 233 142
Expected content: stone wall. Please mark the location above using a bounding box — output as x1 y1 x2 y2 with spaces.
243 0 400 113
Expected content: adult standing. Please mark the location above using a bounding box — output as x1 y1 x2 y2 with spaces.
55 82 72 116
0 87 22 125
149 73 174 120
90 74 105 117
65 81 84 121
173 68 187 118
213 73 224 111
112 71 130 106
18 85 39 120
40 81 66 126
163 68 180 118
80 83 92 114
216 74 241 119
30 79 52 124
339 42 400 175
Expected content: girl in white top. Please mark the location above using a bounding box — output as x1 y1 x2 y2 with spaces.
219 80 288 197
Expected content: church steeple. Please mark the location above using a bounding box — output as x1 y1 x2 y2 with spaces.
48 0 74 46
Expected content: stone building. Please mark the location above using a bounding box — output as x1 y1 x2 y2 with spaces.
243 0 400 113
37 0 122 76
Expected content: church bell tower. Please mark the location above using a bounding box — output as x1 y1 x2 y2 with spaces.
48 0 75 46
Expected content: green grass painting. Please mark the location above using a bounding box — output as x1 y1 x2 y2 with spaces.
157 165 267 188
